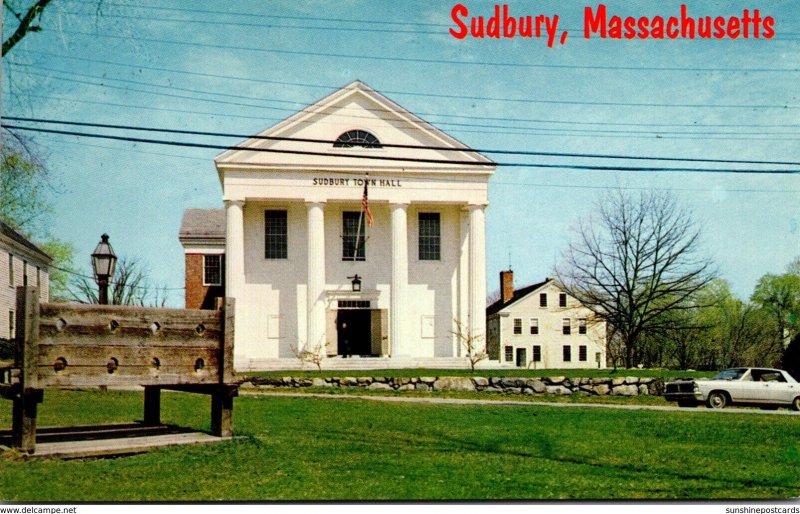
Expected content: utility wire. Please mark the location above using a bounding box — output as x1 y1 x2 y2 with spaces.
58 29 800 76
10 63 800 133
16 50 800 114
8 116 800 167
4 123 798 174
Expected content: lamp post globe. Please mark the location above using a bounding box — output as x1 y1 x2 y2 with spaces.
91 233 117 305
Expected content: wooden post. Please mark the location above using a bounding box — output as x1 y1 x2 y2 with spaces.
221 298 235 384
12 286 42 453
143 386 161 426
210 386 234 438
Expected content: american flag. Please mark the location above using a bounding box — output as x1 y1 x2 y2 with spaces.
362 175 374 227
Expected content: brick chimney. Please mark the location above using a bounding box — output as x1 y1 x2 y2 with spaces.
500 270 514 304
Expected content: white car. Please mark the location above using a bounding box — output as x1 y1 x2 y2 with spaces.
664 368 800 410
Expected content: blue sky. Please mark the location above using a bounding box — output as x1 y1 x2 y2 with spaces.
2 0 799 305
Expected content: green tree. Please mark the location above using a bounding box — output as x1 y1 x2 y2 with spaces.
1 136 76 300
751 267 800 358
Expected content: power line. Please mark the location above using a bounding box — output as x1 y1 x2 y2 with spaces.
35 133 800 195
16 49 800 114
10 62 800 133
58 28 800 76
60 0 800 41
8 116 800 167
8 92 800 143
4 123 798 174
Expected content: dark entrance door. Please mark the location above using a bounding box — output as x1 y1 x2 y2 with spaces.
337 309 372 356
516 348 527 368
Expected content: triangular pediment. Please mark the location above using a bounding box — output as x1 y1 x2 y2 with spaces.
215 81 494 173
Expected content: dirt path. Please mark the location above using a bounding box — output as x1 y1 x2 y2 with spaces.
242 391 799 415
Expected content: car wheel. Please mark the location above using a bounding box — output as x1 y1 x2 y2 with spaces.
792 397 800 412
707 391 728 409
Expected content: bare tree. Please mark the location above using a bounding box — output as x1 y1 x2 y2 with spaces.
557 189 715 368
451 318 487 371
68 256 167 306
291 341 324 372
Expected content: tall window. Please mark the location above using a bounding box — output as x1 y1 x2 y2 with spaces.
203 255 222 286
23 261 28 287
8 311 14 340
504 346 513 362
530 318 539 335
513 318 522 335
36 267 40 287
559 292 567 307
579 345 588 362
579 318 588 335
8 254 13 286
418 213 441 260
562 318 571 335
342 211 366 261
264 210 288 259
563 345 572 362
532 345 542 362
539 293 547 307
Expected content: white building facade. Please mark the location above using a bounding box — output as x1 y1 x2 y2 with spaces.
0 221 51 340
214 82 494 370
486 272 607 369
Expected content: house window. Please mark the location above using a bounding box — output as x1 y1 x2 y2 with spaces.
539 293 547 307
8 311 14 340
563 345 571 362
579 345 588 362
36 267 40 287
513 318 522 335
23 261 28 287
264 210 288 259
579 318 587 335
8 254 13 287
418 213 441 261
563 318 571 335
342 211 366 261
504 346 513 362
203 255 222 286
532 345 542 362
559 292 567 307
530 318 539 335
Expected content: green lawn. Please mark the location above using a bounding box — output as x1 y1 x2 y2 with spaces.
0 389 798 501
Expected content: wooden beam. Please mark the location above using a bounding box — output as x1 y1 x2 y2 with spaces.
222 298 235 383
143 387 161 426
210 387 234 438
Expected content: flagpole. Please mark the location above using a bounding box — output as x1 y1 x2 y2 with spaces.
353 208 364 260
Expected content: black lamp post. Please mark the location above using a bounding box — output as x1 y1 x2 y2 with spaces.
91 234 117 305
348 274 362 292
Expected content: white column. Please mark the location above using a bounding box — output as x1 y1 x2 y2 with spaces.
468 204 486 346
390 203 409 357
306 202 326 353
224 199 245 300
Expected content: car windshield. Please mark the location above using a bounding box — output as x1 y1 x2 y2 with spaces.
712 368 748 380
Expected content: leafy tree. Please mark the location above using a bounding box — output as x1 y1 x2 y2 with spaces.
557 189 715 368
782 334 800 380
751 269 800 357
1 135 76 300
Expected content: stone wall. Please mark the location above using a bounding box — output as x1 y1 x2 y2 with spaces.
244 375 666 396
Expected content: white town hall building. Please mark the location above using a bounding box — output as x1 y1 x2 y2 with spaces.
189 81 495 370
